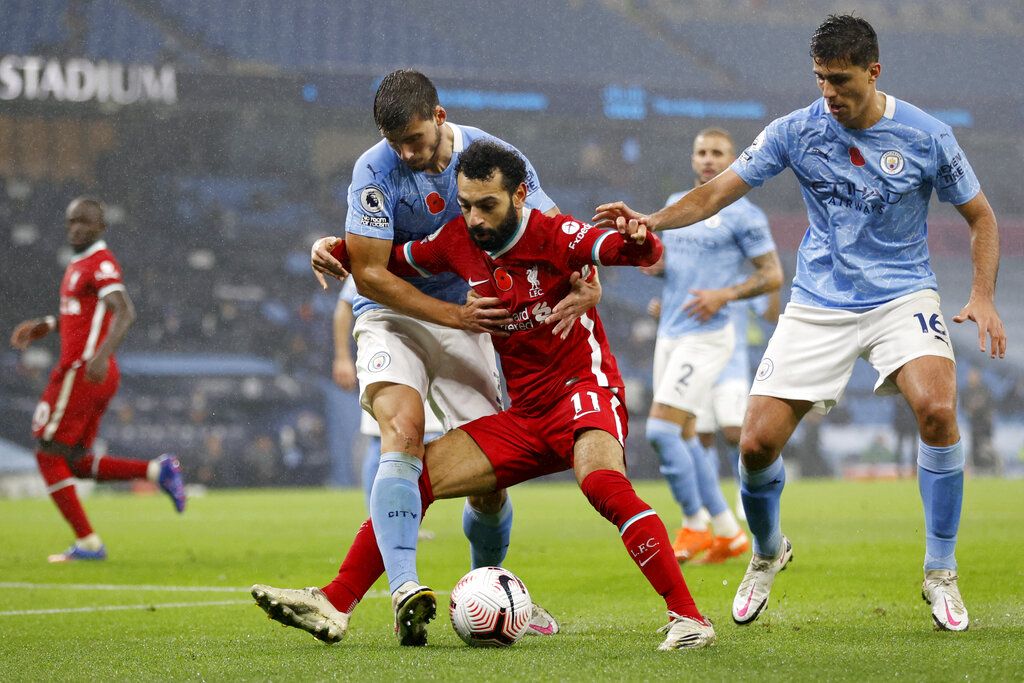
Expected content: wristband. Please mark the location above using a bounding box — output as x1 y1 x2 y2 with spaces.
43 316 57 330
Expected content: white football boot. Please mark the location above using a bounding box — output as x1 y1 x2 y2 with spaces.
657 613 716 651
251 584 349 644
524 602 560 636
731 536 793 624
392 581 436 646
922 569 969 631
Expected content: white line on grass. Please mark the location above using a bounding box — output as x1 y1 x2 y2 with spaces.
0 582 411 599
0 600 251 617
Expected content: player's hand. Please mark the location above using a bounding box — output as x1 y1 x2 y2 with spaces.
85 355 109 383
592 201 645 231
639 256 665 277
10 318 53 350
546 269 602 340
683 288 731 322
311 236 349 290
953 297 1007 359
332 358 357 391
459 297 512 336
647 297 661 319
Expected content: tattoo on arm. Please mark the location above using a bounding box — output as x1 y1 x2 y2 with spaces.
730 251 783 301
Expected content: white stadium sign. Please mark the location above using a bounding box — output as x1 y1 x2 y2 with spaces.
0 55 176 105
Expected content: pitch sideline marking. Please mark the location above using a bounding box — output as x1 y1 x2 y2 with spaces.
0 600 251 617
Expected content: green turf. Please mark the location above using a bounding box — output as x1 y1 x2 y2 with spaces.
0 478 1021 681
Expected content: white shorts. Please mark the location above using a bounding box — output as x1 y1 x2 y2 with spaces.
751 290 955 414
695 378 749 433
360 403 445 436
353 308 502 431
652 324 735 415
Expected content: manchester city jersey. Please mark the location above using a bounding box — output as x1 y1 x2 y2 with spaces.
344 122 554 317
731 94 980 309
657 192 775 338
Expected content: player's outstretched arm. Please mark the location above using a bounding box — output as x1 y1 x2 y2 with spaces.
10 316 57 350
345 233 512 335
546 268 602 340
85 289 136 383
593 169 752 236
951 191 1006 358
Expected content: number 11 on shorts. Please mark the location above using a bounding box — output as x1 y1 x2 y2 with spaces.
571 390 601 420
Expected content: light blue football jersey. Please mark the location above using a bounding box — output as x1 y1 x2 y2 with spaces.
716 293 770 385
344 122 554 317
657 192 776 338
731 94 980 309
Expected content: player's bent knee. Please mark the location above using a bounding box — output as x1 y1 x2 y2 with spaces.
738 433 781 471
914 400 959 443
467 490 506 515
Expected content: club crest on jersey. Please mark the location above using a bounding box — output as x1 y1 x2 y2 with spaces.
848 147 866 167
95 260 119 280
368 351 391 372
493 267 514 291
360 187 385 214
561 220 582 235
526 265 543 297
425 191 445 215
880 150 905 175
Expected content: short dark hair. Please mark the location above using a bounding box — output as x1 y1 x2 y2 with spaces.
695 127 734 147
810 14 879 68
69 196 105 221
373 69 439 134
455 140 527 195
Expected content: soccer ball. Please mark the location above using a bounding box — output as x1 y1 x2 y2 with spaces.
449 566 533 647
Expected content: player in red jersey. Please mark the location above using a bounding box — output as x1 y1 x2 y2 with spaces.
252 141 714 651
9 197 187 563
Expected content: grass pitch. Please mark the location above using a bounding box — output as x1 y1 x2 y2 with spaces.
0 478 1021 681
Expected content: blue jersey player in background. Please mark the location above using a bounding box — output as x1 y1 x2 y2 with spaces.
642 128 782 566
596 15 1005 632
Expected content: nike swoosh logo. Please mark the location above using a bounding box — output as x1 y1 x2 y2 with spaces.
944 598 962 627
573 410 600 420
638 549 661 567
467 278 489 287
736 585 755 618
528 622 555 636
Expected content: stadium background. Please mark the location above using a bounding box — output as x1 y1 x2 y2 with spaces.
2 0 1023 493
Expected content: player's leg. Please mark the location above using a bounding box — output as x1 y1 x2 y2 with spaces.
734 303 859 624
360 435 381 512
866 290 966 630
574 427 714 650
254 428 497 644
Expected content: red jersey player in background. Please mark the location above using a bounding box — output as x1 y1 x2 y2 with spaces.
9 197 187 563
252 140 715 651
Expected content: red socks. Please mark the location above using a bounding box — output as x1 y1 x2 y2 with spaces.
321 467 436 613
581 469 702 620
70 454 149 481
36 452 93 538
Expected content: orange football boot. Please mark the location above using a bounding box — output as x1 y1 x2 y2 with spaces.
672 527 713 563
695 530 750 564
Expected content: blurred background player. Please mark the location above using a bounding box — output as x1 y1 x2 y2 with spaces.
594 14 1006 632
308 70 596 635
641 128 782 564
9 197 186 563
255 140 714 650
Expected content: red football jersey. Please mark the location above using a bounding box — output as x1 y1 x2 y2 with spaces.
396 209 662 415
57 240 126 369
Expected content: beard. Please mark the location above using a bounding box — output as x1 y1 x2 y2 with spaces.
468 203 519 251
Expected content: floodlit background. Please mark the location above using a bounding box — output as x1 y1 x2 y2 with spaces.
2 0 1023 493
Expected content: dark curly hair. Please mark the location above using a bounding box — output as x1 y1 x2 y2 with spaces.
810 14 879 68
373 70 439 135
455 140 527 194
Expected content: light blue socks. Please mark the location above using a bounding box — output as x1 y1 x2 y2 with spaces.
918 440 965 571
740 456 786 557
462 495 513 569
646 418 702 517
369 451 423 593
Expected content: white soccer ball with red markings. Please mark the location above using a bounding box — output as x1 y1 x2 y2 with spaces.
449 566 533 647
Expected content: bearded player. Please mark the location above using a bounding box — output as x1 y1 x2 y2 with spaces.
252 140 715 651
10 197 186 563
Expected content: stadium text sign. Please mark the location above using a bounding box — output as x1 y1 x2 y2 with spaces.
0 55 176 105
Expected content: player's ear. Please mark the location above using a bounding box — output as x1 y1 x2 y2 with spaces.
868 62 881 83
513 183 527 208
434 106 446 126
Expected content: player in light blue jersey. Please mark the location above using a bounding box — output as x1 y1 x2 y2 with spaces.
261 71 590 644
642 128 782 566
596 15 1006 632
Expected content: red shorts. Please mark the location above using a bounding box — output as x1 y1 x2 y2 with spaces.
459 383 628 490
32 359 120 451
